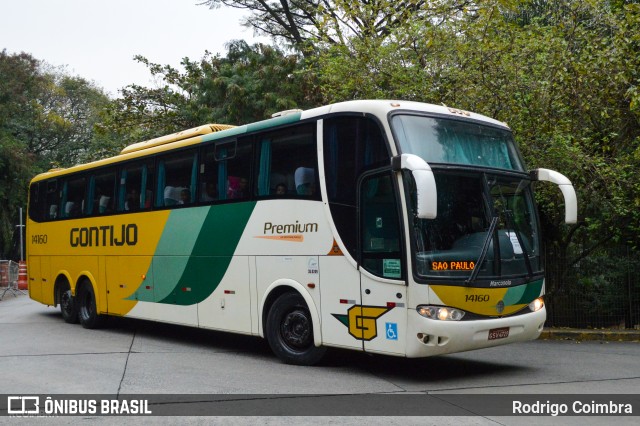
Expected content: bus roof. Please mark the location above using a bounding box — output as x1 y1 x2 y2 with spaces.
30 100 509 183
120 123 236 155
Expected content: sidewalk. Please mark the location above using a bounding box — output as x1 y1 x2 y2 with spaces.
541 327 640 342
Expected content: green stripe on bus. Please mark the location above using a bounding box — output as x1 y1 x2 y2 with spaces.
502 284 526 306
512 279 544 305
157 202 256 305
246 113 301 133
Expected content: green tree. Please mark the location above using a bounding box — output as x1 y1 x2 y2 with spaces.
0 50 110 257
0 135 35 258
314 1 640 264
198 1 471 54
100 40 317 146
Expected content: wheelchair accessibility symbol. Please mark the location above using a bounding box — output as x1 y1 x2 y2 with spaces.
386 322 398 340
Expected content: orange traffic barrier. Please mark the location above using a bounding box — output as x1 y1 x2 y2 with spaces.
17 261 28 290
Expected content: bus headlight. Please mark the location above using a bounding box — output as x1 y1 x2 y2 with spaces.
417 305 465 321
528 297 544 312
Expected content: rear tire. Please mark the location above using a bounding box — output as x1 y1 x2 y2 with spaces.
266 292 326 365
77 280 105 329
59 284 78 324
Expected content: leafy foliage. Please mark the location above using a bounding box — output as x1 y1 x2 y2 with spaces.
198 1 472 53
0 50 109 257
98 40 319 148
3 0 640 309
311 0 640 266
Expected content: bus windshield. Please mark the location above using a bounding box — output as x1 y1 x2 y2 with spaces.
392 114 524 171
410 171 541 280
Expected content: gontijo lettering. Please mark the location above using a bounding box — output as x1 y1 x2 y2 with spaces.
70 224 138 247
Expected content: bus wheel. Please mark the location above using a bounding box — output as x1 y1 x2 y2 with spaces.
266 292 326 365
77 280 105 329
59 284 78 324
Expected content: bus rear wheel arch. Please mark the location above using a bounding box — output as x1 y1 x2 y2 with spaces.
76 278 106 329
265 292 326 366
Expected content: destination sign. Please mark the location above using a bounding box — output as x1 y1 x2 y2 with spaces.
431 261 475 271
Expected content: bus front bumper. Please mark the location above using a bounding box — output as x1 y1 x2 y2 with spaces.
405 307 546 358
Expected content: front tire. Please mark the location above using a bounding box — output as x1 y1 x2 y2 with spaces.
266 292 326 365
77 280 105 329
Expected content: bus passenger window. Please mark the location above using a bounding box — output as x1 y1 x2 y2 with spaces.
125 188 140 211
204 139 252 202
28 182 44 222
90 171 116 215
45 180 58 219
96 188 112 214
294 167 317 196
255 124 318 199
120 162 154 212
227 176 249 199
179 188 191 205
157 151 197 207
199 147 219 203
201 181 218 202
63 177 86 218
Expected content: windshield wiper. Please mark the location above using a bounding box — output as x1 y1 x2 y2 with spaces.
465 216 499 286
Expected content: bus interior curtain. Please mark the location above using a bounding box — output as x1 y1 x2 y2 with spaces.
190 153 198 202
444 128 471 165
326 124 338 199
217 148 228 200
118 169 127 210
156 161 165 207
493 140 512 169
141 165 148 207
443 129 512 169
258 139 271 196
86 175 96 215
60 181 69 218
363 120 374 167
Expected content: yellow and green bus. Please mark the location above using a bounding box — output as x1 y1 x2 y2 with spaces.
27 100 577 365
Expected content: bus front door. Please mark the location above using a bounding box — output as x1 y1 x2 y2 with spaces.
359 171 407 355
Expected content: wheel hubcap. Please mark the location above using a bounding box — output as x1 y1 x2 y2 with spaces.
281 309 311 349
61 291 71 312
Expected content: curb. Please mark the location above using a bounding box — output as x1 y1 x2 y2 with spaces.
540 328 640 342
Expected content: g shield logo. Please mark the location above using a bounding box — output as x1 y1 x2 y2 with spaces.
332 305 392 341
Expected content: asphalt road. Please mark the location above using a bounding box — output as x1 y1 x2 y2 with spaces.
1 293 638 424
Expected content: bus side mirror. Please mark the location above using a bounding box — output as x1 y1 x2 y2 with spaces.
392 154 437 219
531 168 578 224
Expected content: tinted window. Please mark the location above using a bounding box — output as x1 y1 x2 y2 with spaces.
323 116 390 258
256 123 318 198
360 172 403 279
156 150 198 207
45 180 59 220
118 161 155 212
60 176 86 219
87 170 116 215
28 182 45 222
200 139 253 202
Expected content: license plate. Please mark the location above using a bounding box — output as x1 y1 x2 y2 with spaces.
488 327 510 340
